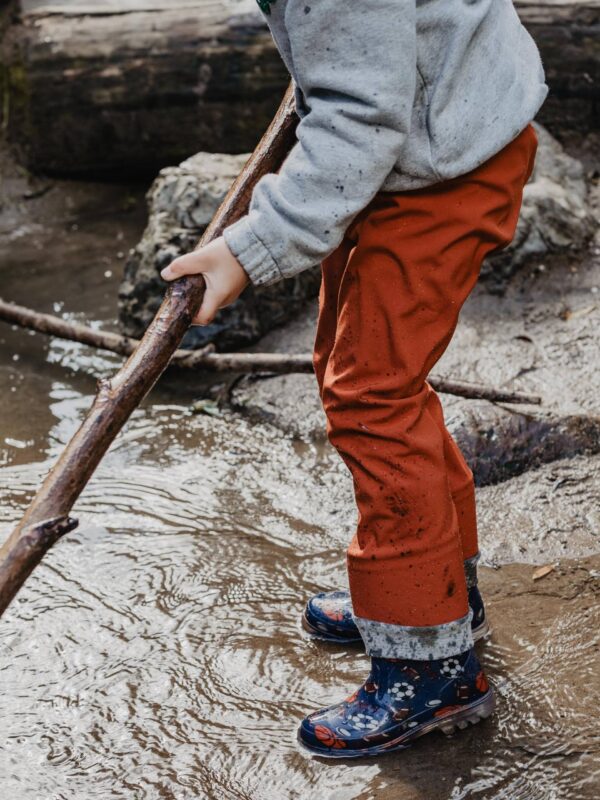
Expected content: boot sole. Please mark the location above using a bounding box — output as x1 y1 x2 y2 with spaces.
302 612 491 645
297 688 495 759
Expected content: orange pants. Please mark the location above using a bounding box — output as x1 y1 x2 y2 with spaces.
314 124 538 636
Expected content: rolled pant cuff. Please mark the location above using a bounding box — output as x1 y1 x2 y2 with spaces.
464 552 480 589
353 609 474 660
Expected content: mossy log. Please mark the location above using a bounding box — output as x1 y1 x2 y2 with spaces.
0 1 598 176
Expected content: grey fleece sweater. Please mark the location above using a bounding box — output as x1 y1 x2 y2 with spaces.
223 0 548 287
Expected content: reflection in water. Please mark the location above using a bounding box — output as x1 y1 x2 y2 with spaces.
1 400 598 799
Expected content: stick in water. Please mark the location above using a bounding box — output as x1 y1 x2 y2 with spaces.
0 85 299 617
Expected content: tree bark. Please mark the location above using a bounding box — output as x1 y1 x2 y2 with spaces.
0 84 299 618
0 0 289 175
1 1 597 176
517 1 600 133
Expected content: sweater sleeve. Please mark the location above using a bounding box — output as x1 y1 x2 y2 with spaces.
223 0 417 286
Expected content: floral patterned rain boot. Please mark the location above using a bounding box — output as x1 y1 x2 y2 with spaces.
298 647 494 758
302 586 489 644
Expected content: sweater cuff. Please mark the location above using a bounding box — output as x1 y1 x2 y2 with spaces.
223 216 283 287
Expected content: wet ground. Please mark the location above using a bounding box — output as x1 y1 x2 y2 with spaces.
1 148 599 799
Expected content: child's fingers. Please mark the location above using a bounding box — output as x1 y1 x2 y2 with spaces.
192 288 220 326
160 252 203 282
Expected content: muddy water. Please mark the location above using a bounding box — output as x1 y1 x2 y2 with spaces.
1 175 599 799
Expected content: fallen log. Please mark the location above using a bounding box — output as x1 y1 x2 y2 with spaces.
0 83 299 617
0 0 288 175
517 1 600 133
0 297 219 365
0 297 542 405
1 0 597 176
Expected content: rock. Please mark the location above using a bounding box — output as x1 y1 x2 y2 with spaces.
120 124 593 351
118 151 321 349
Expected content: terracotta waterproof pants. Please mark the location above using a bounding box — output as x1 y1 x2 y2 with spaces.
313 124 538 659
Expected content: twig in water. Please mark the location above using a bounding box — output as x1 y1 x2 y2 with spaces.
0 298 542 404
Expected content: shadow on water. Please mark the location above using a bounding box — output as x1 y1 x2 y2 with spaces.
0 166 598 800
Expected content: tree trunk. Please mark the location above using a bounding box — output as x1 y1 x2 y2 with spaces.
1 1 597 177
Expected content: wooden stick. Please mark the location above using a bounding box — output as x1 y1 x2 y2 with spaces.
0 298 542 404
0 84 299 617
0 517 78 609
0 297 219 364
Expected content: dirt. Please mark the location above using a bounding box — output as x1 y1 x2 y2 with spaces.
0 143 599 798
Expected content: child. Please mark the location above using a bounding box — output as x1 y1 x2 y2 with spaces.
161 0 548 757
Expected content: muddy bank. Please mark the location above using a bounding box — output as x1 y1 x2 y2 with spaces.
477 454 600 564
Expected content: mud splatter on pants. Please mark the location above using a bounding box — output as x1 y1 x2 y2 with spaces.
313 123 538 659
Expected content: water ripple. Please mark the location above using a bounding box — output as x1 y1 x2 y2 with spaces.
0 408 598 799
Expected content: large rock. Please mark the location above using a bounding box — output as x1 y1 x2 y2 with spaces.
119 123 595 354
482 122 596 289
118 151 321 349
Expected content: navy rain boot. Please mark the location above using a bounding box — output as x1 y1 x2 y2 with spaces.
298 647 494 758
303 586 489 644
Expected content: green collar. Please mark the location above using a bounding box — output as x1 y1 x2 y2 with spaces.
257 0 277 14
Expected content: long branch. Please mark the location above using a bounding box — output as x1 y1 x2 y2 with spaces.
0 298 542 405
0 84 299 617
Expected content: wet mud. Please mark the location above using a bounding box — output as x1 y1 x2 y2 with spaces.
1 148 599 798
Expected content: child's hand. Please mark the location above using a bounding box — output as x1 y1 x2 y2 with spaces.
160 237 249 325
